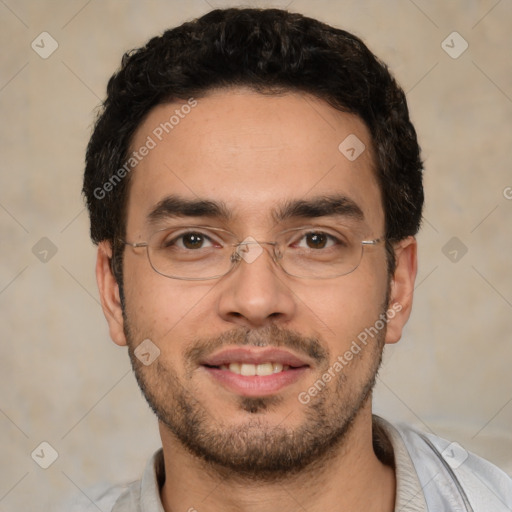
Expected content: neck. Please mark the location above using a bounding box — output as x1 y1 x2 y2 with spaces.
158 404 395 512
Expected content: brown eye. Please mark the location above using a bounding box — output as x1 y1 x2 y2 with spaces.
161 232 215 250
181 233 206 249
295 232 339 250
305 233 328 249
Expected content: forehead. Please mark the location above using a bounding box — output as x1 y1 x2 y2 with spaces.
125 88 383 234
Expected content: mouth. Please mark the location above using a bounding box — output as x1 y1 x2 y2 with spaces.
200 347 311 397
214 362 292 376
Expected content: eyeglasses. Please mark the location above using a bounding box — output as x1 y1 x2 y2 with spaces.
120 225 384 281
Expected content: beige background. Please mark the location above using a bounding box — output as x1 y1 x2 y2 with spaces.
0 0 511 509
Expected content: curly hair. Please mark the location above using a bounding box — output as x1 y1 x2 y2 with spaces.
83 7 423 285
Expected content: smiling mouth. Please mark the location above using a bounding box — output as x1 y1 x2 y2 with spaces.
199 346 312 396
203 362 307 376
201 359 310 397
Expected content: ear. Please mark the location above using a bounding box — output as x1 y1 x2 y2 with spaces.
96 241 127 346
385 236 417 345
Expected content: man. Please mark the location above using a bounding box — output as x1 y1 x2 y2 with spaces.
71 7 511 512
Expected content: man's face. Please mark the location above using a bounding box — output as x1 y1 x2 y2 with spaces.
100 88 412 477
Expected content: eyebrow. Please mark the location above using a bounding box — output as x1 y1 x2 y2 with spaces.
272 195 364 223
147 196 232 225
146 193 364 226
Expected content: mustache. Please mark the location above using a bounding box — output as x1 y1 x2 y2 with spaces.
185 323 329 366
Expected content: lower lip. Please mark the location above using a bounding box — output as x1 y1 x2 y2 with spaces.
202 366 309 396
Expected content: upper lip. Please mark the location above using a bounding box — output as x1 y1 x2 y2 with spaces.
201 347 311 368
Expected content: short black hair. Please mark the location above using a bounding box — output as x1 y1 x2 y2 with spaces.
83 7 423 284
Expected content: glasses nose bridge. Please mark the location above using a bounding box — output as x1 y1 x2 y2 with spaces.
231 239 281 265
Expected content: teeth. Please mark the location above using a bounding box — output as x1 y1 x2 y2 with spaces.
273 363 284 373
222 362 290 375
256 363 274 376
240 363 256 376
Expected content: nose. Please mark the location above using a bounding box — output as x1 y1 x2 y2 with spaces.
216 241 297 328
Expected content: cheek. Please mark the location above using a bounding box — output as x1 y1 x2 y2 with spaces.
122 260 217 351
298 272 388 348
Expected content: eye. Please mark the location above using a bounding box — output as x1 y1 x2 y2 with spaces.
163 231 217 250
295 231 339 250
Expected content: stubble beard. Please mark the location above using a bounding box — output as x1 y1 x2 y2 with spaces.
123 311 387 481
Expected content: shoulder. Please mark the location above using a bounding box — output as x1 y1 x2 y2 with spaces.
380 417 512 511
